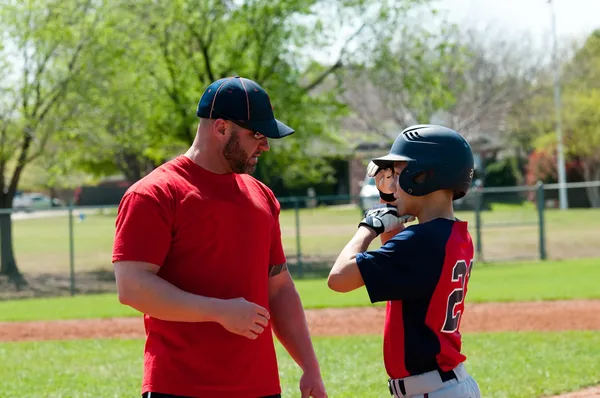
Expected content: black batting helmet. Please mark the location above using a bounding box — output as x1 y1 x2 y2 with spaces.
371 124 474 200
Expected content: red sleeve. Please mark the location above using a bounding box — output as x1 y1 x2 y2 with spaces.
112 191 173 266
269 199 286 265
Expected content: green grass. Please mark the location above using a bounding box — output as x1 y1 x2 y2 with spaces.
10 204 600 274
467 258 600 302
0 258 598 322
0 332 598 398
281 204 600 263
13 212 116 274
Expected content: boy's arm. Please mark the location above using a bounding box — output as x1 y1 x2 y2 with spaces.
380 226 404 245
327 226 378 292
328 205 409 293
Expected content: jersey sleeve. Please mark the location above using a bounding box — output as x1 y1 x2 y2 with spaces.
269 199 286 265
355 227 444 303
112 191 173 266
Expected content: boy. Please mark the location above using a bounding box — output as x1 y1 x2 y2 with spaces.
327 124 481 397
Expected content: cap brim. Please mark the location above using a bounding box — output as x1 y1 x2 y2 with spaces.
247 119 295 139
372 154 413 167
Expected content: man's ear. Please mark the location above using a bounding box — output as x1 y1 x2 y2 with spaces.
213 119 228 137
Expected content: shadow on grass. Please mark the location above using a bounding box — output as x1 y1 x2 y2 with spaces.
288 259 336 279
0 268 117 301
0 260 335 301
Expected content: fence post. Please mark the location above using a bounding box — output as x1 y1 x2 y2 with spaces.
294 197 303 278
68 201 76 296
536 181 547 260
474 187 483 262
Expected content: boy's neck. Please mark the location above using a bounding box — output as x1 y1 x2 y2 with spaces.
416 203 455 224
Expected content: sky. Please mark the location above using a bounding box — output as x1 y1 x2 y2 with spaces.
438 0 600 42
313 0 600 65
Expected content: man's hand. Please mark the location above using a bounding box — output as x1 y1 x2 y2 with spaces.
359 204 415 236
300 370 328 398
216 297 270 340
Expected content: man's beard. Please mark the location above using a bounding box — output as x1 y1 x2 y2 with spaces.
223 131 255 174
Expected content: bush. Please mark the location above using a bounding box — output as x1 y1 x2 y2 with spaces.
484 157 521 187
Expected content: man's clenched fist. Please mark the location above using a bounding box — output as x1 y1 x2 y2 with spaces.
359 204 414 236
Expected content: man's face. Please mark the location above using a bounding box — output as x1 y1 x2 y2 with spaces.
223 124 270 174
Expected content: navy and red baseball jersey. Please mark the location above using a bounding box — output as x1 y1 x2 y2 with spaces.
356 218 474 379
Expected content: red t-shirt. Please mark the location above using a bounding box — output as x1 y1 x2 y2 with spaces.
112 155 286 397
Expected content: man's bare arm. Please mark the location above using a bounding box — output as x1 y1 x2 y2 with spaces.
114 261 269 339
268 264 321 375
114 261 223 322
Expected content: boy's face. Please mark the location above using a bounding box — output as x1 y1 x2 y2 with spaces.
389 161 416 216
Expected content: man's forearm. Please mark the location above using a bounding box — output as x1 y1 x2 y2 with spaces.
269 284 320 374
118 270 224 323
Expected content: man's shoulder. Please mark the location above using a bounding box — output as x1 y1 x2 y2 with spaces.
124 158 186 201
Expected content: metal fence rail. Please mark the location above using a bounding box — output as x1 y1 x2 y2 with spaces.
0 180 598 298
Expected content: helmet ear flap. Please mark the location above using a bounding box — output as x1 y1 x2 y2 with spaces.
412 170 434 185
399 165 438 196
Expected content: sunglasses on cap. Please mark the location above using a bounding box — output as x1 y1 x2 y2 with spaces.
210 110 266 140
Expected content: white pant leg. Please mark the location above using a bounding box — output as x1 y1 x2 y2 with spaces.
411 375 481 398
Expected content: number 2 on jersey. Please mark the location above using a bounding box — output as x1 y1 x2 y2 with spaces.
441 259 473 333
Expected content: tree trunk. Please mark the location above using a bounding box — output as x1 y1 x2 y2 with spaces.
582 162 600 208
0 210 27 288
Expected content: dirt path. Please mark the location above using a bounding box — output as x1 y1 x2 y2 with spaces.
2 299 600 342
1 300 599 397
548 387 600 398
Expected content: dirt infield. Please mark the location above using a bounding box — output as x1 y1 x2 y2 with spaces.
547 387 600 398
2 299 600 342
1 300 599 397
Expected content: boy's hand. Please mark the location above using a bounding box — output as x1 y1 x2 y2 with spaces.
367 161 395 203
359 204 414 236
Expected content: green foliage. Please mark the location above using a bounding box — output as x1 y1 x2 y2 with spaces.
563 90 600 160
0 0 105 197
483 157 521 187
33 0 443 189
348 8 469 127
520 30 600 186
2 0 460 192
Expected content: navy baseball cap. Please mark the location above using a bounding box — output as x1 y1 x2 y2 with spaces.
196 76 295 139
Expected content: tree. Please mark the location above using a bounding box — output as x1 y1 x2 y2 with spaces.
562 90 600 207
0 0 105 283
532 29 600 206
115 0 358 190
338 19 551 166
338 7 468 137
61 0 442 191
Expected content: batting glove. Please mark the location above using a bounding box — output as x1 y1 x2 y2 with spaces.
359 204 414 236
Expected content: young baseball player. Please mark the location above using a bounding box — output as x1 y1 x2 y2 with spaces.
328 124 481 397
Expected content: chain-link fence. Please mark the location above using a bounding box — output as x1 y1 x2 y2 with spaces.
1 181 599 299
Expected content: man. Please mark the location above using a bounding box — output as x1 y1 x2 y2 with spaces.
112 76 327 398
327 125 481 397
